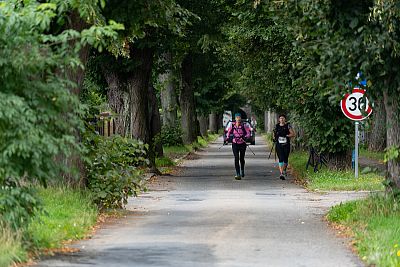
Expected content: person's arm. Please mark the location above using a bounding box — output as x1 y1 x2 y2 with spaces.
244 124 251 139
226 125 232 141
287 125 296 138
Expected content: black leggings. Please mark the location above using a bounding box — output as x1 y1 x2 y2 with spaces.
232 143 247 174
276 143 290 164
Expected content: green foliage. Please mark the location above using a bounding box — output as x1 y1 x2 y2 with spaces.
0 1 84 186
156 157 176 168
327 201 358 223
0 0 122 229
160 125 183 147
103 0 196 57
85 134 149 209
0 184 42 230
384 146 400 163
327 194 400 267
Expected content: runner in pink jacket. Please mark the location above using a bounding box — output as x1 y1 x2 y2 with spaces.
225 113 251 180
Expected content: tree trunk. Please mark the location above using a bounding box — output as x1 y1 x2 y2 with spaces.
198 116 208 137
368 97 386 151
217 113 223 130
264 110 268 133
103 68 131 136
209 113 218 133
61 11 91 187
159 53 178 126
267 110 277 133
66 11 90 95
180 54 198 144
126 47 159 173
383 88 400 189
127 47 153 142
326 151 352 170
149 85 163 157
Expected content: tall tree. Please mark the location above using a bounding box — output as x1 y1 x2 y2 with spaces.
99 0 193 167
158 53 178 126
180 54 198 143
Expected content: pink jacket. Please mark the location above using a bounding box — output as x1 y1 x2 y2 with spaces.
226 122 251 144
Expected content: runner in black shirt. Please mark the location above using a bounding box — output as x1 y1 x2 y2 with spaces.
273 114 296 180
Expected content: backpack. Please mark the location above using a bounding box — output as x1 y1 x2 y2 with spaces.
229 122 247 142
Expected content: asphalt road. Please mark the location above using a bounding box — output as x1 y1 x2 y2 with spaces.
36 136 366 267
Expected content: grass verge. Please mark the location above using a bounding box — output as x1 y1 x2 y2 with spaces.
0 186 98 267
261 133 274 148
290 151 384 191
0 223 26 267
360 147 385 162
162 134 219 161
327 194 400 267
27 187 98 250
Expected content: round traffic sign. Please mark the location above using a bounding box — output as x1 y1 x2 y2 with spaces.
340 88 373 121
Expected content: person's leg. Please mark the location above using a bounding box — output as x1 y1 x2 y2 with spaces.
232 143 240 176
276 144 285 179
239 143 247 177
283 145 291 176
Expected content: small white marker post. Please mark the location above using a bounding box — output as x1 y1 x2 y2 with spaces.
355 121 359 179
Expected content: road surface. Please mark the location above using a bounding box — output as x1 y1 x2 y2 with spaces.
36 136 366 267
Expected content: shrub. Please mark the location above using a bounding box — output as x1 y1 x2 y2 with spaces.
85 134 149 209
160 125 183 147
0 181 42 230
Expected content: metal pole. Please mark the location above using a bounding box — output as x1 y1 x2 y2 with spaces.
355 121 359 178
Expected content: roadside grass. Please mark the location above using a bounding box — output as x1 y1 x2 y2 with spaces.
360 147 385 162
0 223 26 267
163 134 219 161
289 151 384 191
261 133 274 148
156 156 176 167
327 194 400 267
0 186 98 267
27 186 98 250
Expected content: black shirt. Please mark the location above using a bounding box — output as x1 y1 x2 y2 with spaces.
275 123 291 145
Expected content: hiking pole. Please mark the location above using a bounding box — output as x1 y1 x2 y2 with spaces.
239 137 256 156
268 142 275 159
218 142 227 149
246 143 256 156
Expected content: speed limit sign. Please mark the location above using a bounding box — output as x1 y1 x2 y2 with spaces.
340 88 373 121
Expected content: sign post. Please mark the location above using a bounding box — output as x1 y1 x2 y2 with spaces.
340 88 372 178
355 121 359 178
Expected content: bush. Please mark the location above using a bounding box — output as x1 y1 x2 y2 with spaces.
0 181 41 230
85 134 149 209
160 125 183 147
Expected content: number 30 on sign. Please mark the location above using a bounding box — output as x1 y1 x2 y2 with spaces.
340 88 373 121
